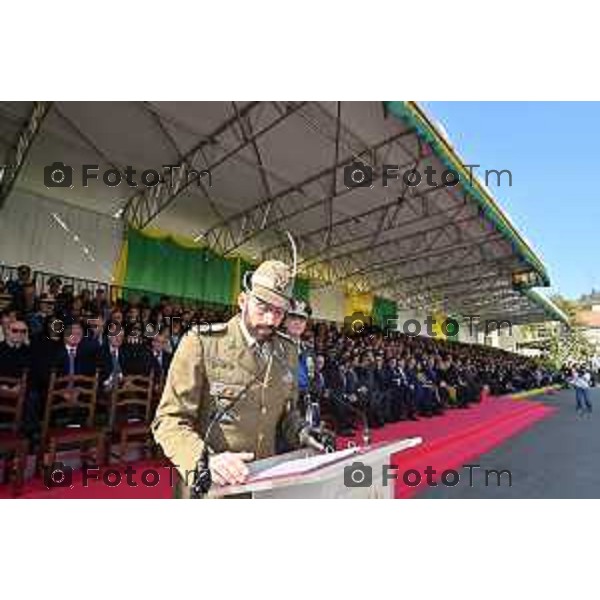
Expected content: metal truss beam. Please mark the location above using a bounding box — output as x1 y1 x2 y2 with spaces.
394 276 511 312
302 206 485 284
124 101 308 230
341 236 513 294
373 253 517 303
0 101 52 209
201 128 417 255
395 270 512 305
141 101 225 224
408 288 514 313
260 150 440 264
293 183 458 270
457 293 526 315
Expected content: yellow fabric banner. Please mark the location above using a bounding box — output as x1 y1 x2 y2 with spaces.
344 292 374 319
431 312 448 339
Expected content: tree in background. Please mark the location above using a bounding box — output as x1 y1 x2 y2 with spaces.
547 326 595 370
549 294 580 322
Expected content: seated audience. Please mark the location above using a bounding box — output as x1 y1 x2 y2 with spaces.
0 264 563 443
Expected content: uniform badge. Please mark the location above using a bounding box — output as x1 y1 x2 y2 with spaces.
208 357 230 369
209 381 245 424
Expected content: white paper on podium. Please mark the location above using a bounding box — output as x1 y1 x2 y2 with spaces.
249 447 360 482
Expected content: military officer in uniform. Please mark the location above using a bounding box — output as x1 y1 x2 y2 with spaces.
284 299 315 421
152 260 305 496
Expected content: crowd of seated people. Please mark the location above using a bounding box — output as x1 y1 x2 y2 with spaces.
0 265 233 448
0 264 561 446
300 320 561 436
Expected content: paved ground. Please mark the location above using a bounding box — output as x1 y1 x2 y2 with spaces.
418 389 600 498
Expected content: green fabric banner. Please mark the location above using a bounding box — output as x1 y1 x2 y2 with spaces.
124 229 233 305
123 229 312 307
372 296 398 329
293 277 310 303
446 314 460 341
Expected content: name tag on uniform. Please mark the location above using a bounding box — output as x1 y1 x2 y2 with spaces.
209 381 245 424
210 381 246 399
207 357 232 370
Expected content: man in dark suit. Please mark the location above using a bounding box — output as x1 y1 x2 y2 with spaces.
84 312 108 352
122 322 153 376
373 353 393 423
384 357 403 422
396 357 418 420
6 265 35 315
100 329 126 391
148 331 172 382
356 353 386 428
52 321 99 378
0 319 35 439
100 327 153 389
0 319 31 378
325 361 356 436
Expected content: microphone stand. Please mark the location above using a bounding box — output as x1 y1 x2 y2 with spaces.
191 354 273 499
320 366 372 447
191 339 327 498
341 392 372 447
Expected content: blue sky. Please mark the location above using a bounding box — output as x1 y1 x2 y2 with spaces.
420 102 599 300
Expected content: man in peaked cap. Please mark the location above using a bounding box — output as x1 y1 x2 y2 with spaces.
280 298 315 444
285 298 312 381
152 259 306 497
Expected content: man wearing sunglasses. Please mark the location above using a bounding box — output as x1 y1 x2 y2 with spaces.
153 259 305 495
0 320 31 379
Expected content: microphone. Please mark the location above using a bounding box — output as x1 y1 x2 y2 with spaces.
306 354 315 381
192 333 309 497
191 348 274 499
342 393 372 447
299 426 326 452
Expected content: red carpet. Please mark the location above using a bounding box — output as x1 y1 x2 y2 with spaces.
336 393 557 498
1 391 557 499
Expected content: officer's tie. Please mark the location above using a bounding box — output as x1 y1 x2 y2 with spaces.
111 348 122 378
68 347 76 376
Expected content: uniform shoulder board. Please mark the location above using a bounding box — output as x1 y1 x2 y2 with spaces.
275 330 296 345
191 322 229 336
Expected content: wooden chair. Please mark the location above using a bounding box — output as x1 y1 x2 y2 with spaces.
0 373 29 495
40 370 105 472
107 374 155 464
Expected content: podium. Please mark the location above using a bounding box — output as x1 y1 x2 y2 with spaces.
208 437 422 499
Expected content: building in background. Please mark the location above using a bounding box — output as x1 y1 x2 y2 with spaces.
574 291 600 356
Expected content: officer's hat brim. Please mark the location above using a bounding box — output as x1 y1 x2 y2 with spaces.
251 285 291 310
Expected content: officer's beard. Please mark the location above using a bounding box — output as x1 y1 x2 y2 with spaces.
252 324 275 342
242 305 275 343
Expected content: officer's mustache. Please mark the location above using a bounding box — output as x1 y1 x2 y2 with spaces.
242 313 274 339
253 325 275 338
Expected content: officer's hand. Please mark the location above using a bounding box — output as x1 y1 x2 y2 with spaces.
209 451 254 486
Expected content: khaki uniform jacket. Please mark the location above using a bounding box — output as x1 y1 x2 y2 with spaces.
152 314 302 491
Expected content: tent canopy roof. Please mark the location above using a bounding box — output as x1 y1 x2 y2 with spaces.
0 100 565 324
